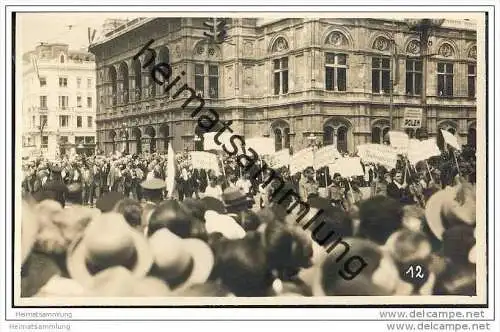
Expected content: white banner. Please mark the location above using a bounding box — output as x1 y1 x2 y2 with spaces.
407 138 442 165
329 157 364 178
263 148 290 168
403 108 423 128
388 131 410 154
289 147 314 175
244 137 276 156
357 144 399 170
203 132 234 151
313 146 342 169
441 129 461 150
189 151 222 175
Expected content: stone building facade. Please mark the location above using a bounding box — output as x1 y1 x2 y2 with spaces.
89 17 477 155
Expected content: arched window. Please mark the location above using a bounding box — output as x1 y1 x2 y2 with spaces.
323 126 334 146
133 59 142 101
337 126 348 153
372 127 381 143
468 127 476 148
283 127 290 149
60 54 65 63
274 128 283 151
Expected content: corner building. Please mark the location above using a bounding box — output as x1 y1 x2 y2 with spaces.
22 43 97 159
89 18 477 155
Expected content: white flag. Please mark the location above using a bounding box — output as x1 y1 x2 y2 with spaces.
165 141 176 198
441 129 461 150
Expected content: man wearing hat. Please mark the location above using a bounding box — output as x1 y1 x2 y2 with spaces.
40 164 69 207
299 167 319 202
141 178 165 204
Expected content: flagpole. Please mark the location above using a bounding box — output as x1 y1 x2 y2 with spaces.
453 150 462 178
425 160 434 183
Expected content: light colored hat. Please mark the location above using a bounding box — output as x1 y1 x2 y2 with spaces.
149 228 214 291
204 210 246 239
425 182 476 240
21 201 39 265
67 212 154 287
84 266 171 297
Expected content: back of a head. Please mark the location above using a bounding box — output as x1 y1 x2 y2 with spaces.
114 198 143 229
147 200 193 238
358 196 403 245
442 225 476 266
320 238 386 296
216 233 274 297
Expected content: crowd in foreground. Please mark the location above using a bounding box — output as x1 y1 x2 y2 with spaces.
20 145 477 297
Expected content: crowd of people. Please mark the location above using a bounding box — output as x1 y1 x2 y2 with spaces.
20 143 478 298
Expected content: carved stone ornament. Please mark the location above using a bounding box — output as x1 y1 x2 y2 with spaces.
327 31 346 47
208 47 216 57
439 43 454 57
468 46 477 59
245 68 253 86
197 45 205 55
373 36 390 51
406 40 420 54
175 45 182 58
228 76 233 88
272 37 289 53
244 41 254 56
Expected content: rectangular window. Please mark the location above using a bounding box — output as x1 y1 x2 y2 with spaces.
77 96 82 108
87 78 92 89
39 115 48 128
60 136 69 144
77 77 82 89
87 97 92 108
87 116 93 128
59 77 68 87
406 60 423 95
208 65 219 99
39 77 47 87
468 64 476 98
372 57 391 94
273 57 289 95
39 96 47 109
194 64 204 97
41 136 48 149
437 62 454 97
58 96 69 109
77 116 82 128
59 115 69 128
75 136 84 145
325 53 347 91
85 136 95 144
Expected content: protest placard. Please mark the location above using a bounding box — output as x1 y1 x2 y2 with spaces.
203 132 234 151
289 147 314 174
313 145 341 169
403 108 423 128
263 148 290 168
357 144 399 170
407 138 442 165
441 129 461 150
329 157 364 178
189 151 222 175
245 137 276 156
388 131 410 154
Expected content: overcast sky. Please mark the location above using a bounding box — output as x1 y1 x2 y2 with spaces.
17 13 137 54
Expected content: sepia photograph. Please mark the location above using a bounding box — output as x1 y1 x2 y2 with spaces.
11 10 487 308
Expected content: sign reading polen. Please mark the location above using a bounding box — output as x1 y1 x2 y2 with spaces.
403 108 423 128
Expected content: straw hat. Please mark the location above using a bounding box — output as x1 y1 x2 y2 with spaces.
149 229 214 291
21 201 39 265
204 210 246 240
84 266 171 297
67 212 154 287
425 182 476 240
